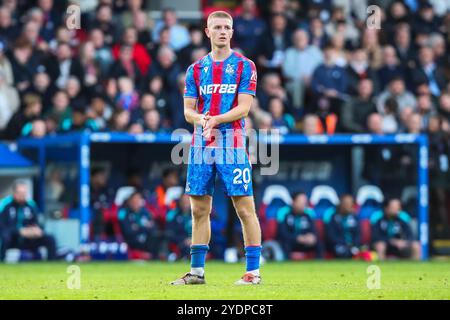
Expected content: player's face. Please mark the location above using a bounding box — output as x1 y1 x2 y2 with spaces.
206 17 233 48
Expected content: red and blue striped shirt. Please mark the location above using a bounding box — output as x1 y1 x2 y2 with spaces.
184 50 257 148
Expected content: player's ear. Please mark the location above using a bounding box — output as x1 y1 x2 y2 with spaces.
205 27 211 39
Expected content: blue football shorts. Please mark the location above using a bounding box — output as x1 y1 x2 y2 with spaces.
185 146 253 197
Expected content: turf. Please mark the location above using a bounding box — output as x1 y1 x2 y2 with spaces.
0 260 449 300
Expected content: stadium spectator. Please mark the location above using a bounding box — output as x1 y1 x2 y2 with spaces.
120 0 146 28
29 67 54 111
145 76 169 113
268 97 295 134
371 198 421 260
166 194 192 260
256 72 291 112
90 167 115 240
112 26 151 76
416 94 437 129
109 109 130 132
37 0 60 40
0 68 19 131
361 27 383 70
439 93 450 122
4 93 42 140
22 118 46 138
118 191 165 259
167 73 192 131
377 77 417 116
404 112 423 134
177 25 209 70
366 113 384 135
0 6 19 45
152 7 190 51
233 0 266 60
282 28 323 110
149 26 171 61
308 17 328 49
310 44 348 113
87 94 113 131
0 180 57 261
109 44 142 87
325 6 360 45
324 194 361 259
392 23 415 69
44 42 83 90
116 76 140 111
0 39 14 85
377 45 406 91
257 13 291 72
410 46 446 97
143 109 164 133
89 28 114 75
428 33 447 66
46 90 71 129
152 167 180 214
8 37 37 94
147 46 181 96
413 2 440 34
60 105 98 132
380 97 400 134
89 4 121 47
339 78 377 133
130 9 153 50
276 191 319 259
66 76 87 110
128 92 153 119
346 47 379 96
79 41 102 90
302 114 321 135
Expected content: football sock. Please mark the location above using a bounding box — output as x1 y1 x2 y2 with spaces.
190 244 209 276
245 245 262 275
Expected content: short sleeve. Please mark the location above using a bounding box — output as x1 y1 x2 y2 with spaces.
184 64 198 99
238 59 257 96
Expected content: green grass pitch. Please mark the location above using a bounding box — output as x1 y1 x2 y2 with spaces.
0 260 449 299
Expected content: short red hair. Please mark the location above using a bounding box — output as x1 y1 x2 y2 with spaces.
207 10 233 27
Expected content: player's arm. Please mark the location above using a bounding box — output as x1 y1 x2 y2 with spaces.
184 97 203 126
183 64 208 127
210 93 253 125
203 94 252 138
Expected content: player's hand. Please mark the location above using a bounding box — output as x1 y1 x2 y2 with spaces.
199 112 210 128
203 115 220 140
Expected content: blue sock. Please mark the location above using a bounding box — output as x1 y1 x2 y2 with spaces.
245 246 262 273
190 244 209 269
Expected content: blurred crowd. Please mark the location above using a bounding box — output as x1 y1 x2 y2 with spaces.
0 0 448 139
0 0 449 257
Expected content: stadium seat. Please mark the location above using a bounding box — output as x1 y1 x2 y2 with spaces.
114 186 136 206
309 185 339 219
356 185 384 220
164 186 184 206
262 185 293 207
260 185 292 240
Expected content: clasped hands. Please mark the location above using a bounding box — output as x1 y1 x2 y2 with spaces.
200 112 220 140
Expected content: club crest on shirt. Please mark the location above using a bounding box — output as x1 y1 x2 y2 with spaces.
225 64 234 75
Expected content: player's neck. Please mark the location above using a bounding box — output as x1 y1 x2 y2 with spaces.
210 46 233 62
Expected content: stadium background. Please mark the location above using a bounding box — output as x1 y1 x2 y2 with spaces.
0 0 449 264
